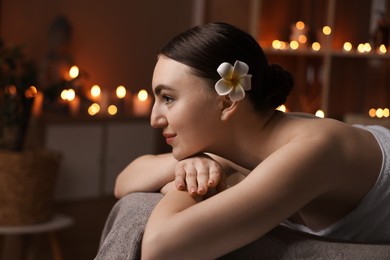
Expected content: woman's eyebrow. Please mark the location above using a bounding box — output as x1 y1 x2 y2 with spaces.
154 84 174 96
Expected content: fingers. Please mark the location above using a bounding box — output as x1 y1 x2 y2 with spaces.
195 169 209 195
185 171 198 195
175 156 224 196
207 165 222 188
175 167 200 195
175 168 186 191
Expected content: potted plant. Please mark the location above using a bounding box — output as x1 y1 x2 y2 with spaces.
0 39 37 151
0 39 61 225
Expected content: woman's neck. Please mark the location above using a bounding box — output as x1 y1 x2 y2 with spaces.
212 108 288 170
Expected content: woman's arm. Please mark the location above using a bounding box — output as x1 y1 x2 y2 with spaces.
141 138 338 259
114 153 235 198
114 153 178 198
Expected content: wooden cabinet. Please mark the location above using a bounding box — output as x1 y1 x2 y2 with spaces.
199 0 390 119
45 118 162 200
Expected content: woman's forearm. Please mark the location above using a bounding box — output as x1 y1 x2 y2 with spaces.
141 189 202 260
114 153 178 198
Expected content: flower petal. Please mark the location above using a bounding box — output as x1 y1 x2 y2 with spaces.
239 74 252 91
215 79 233 96
229 85 246 102
232 60 249 77
217 62 233 79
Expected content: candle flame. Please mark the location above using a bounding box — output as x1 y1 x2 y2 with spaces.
108 105 118 115
369 108 389 118
322 26 331 35
315 110 325 118
298 35 307 44
276 104 287 112
69 65 79 79
91 85 101 98
357 43 365 53
88 103 100 116
116 85 126 99
378 44 387 54
312 42 321 51
364 43 372 52
343 42 352 52
138 89 148 101
25 86 38 98
61 89 75 101
272 40 281 49
290 40 299 50
296 21 305 30
369 108 376 117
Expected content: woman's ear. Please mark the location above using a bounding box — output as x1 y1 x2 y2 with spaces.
219 95 239 121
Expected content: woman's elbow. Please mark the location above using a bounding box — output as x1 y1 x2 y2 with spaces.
113 185 124 199
141 232 167 260
142 227 181 260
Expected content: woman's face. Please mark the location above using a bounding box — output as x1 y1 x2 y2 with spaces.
151 56 222 160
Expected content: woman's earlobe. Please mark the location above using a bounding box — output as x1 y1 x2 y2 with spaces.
220 96 239 121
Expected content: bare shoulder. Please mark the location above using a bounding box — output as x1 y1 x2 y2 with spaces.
261 117 376 194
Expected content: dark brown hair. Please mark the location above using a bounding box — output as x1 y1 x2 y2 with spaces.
159 22 293 110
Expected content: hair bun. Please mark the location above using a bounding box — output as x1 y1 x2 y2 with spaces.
264 64 294 108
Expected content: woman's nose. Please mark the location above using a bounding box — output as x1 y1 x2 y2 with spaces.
150 104 167 128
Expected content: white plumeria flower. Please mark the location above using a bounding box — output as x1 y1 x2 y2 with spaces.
215 60 252 102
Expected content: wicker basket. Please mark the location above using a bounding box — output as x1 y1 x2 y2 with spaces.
0 150 61 225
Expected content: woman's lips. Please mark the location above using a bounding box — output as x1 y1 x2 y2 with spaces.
163 133 176 144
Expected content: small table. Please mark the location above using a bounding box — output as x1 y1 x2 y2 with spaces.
0 214 74 260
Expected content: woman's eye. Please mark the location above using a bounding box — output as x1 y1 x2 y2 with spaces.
163 95 173 104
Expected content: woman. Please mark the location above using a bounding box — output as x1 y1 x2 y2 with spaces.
114 22 390 259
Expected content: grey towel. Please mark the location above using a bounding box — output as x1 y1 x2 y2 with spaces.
95 192 163 260
96 192 390 260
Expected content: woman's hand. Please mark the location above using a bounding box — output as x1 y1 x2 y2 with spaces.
160 181 175 195
174 154 227 196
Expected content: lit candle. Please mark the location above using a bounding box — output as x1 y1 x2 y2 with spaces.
69 96 80 116
378 44 387 54
272 40 282 50
369 108 376 118
343 42 353 52
290 40 299 50
69 65 79 79
368 108 390 118
315 110 325 118
276 104 287 112
133 89 152 117
100 90 110 115
116 85 126 98
364 43 372 52
290 21 308 48
312 42 321 51
115 85 126 114
317 25 332 49
108 105 118 116
384 108 390 118
357 43 365 53
90 84 101 101
88 103 100 116
32 91 44 117
322 26 331 35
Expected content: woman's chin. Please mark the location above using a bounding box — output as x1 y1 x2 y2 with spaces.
172 150 187 161
172 148 202 161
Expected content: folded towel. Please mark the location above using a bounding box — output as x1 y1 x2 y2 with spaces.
96 192 390 260
95 192 163 260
